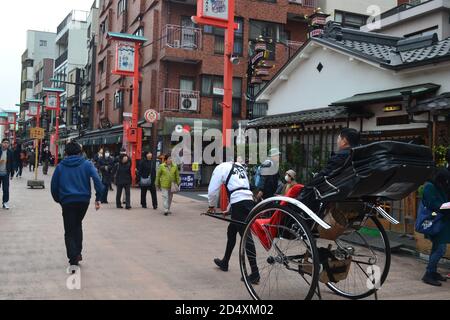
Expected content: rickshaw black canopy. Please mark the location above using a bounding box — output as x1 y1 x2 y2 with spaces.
314 141 435 201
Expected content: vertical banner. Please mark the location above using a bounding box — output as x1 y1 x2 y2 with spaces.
115 42 135 74
28 103 38 117
200 0 229 21
46 93 58 110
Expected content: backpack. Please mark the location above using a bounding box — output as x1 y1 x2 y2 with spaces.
415 201 445 237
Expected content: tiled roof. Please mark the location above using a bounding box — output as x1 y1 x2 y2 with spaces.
315 22 450 69
247 106 351 128
411 93 450 113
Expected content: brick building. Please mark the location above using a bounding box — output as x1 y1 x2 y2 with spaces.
85 0 316 181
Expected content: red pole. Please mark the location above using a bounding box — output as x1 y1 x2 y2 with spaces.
220 0 236 211
131 42 141 185
55 94 60 166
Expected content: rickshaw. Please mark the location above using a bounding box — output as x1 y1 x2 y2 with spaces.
207 141 435 300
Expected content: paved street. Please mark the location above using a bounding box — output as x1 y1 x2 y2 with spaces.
1 168 450 300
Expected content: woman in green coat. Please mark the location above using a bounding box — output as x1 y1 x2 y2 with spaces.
421 169 450 286
156 155 181 216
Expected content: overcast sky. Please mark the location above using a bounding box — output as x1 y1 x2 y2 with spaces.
0 0 95 112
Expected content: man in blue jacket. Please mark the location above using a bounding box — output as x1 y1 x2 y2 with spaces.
51 142 105 267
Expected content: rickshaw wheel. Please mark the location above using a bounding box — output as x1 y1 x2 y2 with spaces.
240 203 320 300
323 215 391 300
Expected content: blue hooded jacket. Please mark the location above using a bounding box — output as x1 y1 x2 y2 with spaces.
51 156 105 205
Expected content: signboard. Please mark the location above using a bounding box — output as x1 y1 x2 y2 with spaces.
28 103 39 116
310 29 324 38
213 88 224 96
7 114 15 124
30 128 45 140
46 93 58 110
180 173 195 190
144 109 159 124
199 0 229 21
115 42 135 74
383 105 402 112
312 16 327 26
123 112 133 118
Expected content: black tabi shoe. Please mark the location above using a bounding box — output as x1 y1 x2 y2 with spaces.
214 258 229 272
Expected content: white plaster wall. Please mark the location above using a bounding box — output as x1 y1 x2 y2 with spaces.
318 0 397 21
264 45 450 116
67 22 89 68
374 11 449 39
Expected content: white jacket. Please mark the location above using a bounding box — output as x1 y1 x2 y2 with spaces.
208 162 254 207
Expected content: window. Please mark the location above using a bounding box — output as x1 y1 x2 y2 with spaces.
114 90 124 109
118 0 127 16
98 59 105 74
212 98 242 116
201 75 242 97
40 40 47 47
100 19 107 35
97 100 105 114
134 27 144 37
214 18 244 56
249 20 283 60
334 10 369 29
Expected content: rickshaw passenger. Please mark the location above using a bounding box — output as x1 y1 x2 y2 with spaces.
298 128 361 214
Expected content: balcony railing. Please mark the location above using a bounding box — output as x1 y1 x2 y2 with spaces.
288 0 317 7
55 51 68 69
161 24 202 51
161 88 200 113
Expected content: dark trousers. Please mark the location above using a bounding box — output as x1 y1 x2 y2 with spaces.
0 175 10 204
42 160 49 175
141 185 158 208
62 203 89 265
16 163 23 177
101 182 109 203
223 200 259 275
116 184 131 208
426 239 447 274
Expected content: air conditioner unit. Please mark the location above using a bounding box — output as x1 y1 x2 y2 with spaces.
180 95 198 112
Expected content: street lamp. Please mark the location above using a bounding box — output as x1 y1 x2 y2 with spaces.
43 87 65 166
50 77 84 138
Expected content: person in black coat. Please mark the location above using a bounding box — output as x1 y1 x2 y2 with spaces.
114 154 132 210
256 148 281 201
98 150 115 204
41 146 52 175
138 151 158 210
298 128 360 215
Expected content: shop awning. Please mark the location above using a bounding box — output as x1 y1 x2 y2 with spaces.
247 106 354 129
331 83 441 106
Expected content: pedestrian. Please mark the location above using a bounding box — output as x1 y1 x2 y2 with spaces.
255 148 281 202
276 169 298 196
138 151 158 210
98 150 115 204
50 142 104 268
28 149 36 172
0 139 14 210
114 154 132 210
16 146 26 178
207 148 260 285
419 169 450 286
41 146 51 175
155 155 181 216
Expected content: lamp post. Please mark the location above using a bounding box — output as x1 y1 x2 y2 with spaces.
107 32 147 186
50 77 84 139
192 0 238 211
25 99 45 188
44 87 65 166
